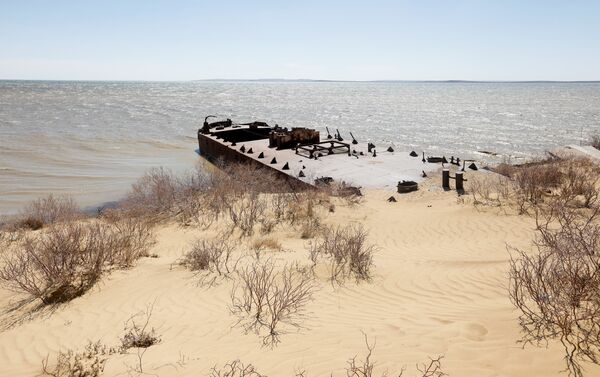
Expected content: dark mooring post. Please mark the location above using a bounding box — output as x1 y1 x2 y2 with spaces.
455 171 464 192
442 169 450 190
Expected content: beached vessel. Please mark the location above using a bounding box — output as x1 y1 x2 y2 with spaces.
197 116 458 190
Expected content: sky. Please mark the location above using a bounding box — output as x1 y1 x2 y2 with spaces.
1 1 599 81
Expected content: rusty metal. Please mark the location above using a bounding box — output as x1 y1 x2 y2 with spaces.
397 180 418 193
295 140 350 159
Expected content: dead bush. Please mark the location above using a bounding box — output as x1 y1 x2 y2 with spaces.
0 223 109 304
180 234 237 280
41 340 112 377
119 303 161 374
18 194 82 230
0 221 155 304
509 204 600 377
309 224 376 284
230 260 316 346
300 216 322 239
513 160 562 209
559 159 600 208
226 193 268 237
493 161 517 178
121 167 179 221
468 173 512 208
343 333 446 377
210 360 266 377
120 303 161 350
251 237 283 254
474 157 600 214
0 218 25 246
101 213 156 267
330 181 363 206
173 166 214 226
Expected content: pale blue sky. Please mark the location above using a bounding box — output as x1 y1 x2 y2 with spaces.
1 1 599 81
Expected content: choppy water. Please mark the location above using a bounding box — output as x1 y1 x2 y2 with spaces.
1 80 599 214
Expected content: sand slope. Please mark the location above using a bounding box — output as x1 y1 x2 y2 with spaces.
1 180 597 377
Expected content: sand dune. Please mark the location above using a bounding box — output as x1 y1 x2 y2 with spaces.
1 179 597 376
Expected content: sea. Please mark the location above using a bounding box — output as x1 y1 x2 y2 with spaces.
1 80 599 215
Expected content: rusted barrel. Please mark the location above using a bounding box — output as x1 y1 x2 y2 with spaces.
397 180 418 193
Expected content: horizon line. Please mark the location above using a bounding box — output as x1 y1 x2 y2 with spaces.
1 78 600 84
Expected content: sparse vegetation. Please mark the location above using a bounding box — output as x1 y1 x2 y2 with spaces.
120 303 161 350
180 233 238 283
0 219 155 304
250 237 283 255
471 157 600 215
41 341 112 377
17 194 82 230
309 224 376 284
509 203 600 377
120 303 161 374
210 360 266 377
211 334 446 377
344 334 446 377
230 260 317 346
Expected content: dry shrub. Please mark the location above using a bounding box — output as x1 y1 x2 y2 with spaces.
41 341 112 377
210 360 266 377
472 157 600 215
230 260 316 346
0 220 155 304
493 161 517 178
251 237 283 254
330 181 363 206
172 166 214 226
509 204 600 377
119 303 161 374
0 223 110 304
309 224 376 284
512 159 563 209
18 194 82 230
208 163 297 237
559 159 600 209
180 234 237 280
120 303 161 350
121 167 179 221
227 193 267 237
300 216 321 239
343 334 446 377
101 213 156 267
469 173 512 208
284 190 325 225
0 217 25 246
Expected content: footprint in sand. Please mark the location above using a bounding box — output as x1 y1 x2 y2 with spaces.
462 322 488 341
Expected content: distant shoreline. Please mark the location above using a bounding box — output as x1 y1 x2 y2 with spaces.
1 79 600 84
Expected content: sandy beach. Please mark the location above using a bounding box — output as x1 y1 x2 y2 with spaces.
1 175 595 377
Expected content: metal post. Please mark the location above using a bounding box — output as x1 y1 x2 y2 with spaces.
442 169 450 190
456 171 464 191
